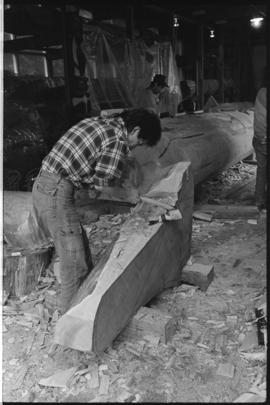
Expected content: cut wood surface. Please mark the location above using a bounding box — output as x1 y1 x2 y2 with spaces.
3 246 52 298
120 306 177 344
54 162 193 352
181 263 214 291
192 211 213 222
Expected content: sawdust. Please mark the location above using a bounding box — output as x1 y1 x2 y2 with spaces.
2 165 266 402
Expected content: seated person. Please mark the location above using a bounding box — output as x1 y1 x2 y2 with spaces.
137 74 171 117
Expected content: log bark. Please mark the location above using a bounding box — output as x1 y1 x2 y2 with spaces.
3 246 52 298
54 162 193 352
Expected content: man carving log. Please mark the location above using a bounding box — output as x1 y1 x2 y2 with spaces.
32 109 161 315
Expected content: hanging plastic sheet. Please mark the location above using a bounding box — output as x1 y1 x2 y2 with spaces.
81 27 134 112
81 25 181 113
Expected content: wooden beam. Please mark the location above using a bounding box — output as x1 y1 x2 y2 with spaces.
54 162 193 352
126 2 135 41
197 24 205 109
194 204 259 219
217 24 225 103
181 262 214 291
4 35 62 53
120 306 177 344
61 5 73 118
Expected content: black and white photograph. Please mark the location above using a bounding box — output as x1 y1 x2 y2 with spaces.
1 0 267 402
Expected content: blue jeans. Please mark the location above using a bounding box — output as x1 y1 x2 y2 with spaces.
32 170 93 313
253 137 267 209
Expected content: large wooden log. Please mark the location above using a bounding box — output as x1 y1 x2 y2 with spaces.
2 109 254 352
3 191 52 250
54 162 193 352
3 109 253 249
3 192 131 250
132 109 254 186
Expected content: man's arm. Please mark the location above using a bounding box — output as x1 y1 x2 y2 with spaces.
91 139 128 190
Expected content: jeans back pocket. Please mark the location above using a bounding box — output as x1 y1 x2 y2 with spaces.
35 181 58 196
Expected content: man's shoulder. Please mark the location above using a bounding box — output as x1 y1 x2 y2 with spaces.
75 117 116 133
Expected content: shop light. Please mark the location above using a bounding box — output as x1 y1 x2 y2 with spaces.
174 16 180 28
79 9 93 20
250 17 264 28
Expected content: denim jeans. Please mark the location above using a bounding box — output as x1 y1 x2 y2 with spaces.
253 137 267 209
32 170 93 313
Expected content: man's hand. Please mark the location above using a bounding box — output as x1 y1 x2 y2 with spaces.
93 185 139 204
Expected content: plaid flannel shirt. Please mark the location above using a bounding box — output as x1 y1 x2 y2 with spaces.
41 116 129 188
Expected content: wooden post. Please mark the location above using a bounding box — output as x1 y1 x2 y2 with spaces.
197 24 205 109
61 5 73 120
126 2 135 41
217 24 225 103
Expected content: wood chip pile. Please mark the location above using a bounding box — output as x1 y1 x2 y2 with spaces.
83 213 131 265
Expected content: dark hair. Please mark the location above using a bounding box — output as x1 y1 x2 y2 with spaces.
119 108 161 146
152 74 168 87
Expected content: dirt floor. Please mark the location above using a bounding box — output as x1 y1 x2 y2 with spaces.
2 162 267 403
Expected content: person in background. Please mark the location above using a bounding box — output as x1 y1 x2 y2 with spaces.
32 109 161 314
137 74 171 117
179 80 196 113
253 75 267 217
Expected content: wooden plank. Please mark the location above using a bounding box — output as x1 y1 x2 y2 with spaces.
195 204 258 219
54 162 193 353
121 306 177 344
98 374 110 395
181 263 214 291
193 210 213 222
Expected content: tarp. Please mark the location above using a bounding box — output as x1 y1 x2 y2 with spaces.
81 27 181 113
